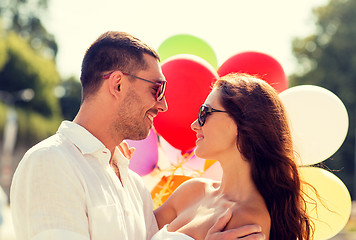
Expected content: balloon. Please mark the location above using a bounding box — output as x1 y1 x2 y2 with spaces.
159 135 181 163
151 175 192 208
279 85 349 166
159 136 205 172
158 34 218 69
299 167 351 240
185 154 206 172
204 159 217 171
154 54 218 152
217 51 288 93
126 129 159 176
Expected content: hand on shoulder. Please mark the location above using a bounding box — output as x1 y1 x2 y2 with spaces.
205 208 265 240
225 204 270 239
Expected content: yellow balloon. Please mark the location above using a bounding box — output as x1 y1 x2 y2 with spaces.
299 167 351 240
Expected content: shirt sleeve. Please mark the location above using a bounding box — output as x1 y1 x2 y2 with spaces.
10 147 90 240
143 188 159 240
151 225 195 240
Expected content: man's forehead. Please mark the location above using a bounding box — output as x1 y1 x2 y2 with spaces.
142 55 166 82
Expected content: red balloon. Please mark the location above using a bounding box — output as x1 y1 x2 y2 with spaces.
154 54 218 152
217 51 288 93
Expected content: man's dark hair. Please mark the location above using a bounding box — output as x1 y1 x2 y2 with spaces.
80 31 160 100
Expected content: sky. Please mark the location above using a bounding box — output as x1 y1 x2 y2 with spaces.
44 0 330 79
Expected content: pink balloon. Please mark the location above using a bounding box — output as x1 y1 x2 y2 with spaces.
201 161 223 181
159 135 181 162
218 51 288 93
160 136 205 172
184 154 206 172
126 129 159 176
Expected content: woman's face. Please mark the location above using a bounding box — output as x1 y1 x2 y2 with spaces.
191 89 238 160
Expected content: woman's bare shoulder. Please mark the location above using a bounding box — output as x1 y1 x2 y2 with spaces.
226 202 271 239
154 177 218 229
174 177 218 195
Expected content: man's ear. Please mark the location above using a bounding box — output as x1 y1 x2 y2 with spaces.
106 71 122 98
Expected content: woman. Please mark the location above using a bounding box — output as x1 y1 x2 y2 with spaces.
153 73 313 240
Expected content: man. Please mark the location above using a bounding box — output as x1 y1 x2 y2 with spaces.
11 31 264 240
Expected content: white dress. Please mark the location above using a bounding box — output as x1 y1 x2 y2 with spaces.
152 225 195 240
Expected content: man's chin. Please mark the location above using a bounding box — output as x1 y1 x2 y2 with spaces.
127 130 150 141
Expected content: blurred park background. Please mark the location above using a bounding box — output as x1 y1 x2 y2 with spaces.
0 0 356 239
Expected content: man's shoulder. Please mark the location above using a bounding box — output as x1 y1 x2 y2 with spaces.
24 134 68 159
17 133 77 174
11 133 82 192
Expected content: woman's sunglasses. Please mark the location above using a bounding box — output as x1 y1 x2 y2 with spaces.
102 71 167 102
198 104 227 126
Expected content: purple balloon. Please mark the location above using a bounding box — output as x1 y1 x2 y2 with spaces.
126 129 159 176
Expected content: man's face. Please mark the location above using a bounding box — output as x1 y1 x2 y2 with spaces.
112 54 168 141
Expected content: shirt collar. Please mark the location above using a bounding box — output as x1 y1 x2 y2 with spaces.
57 120 107 155
113 146 130 168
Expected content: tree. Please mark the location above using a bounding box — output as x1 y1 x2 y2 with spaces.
0 31 61 117
0 20 6 71
57 76 82 121
0 0 57 58
290 0 356 198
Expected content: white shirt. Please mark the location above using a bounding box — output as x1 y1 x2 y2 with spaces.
151 225 194 240
10 121 158 240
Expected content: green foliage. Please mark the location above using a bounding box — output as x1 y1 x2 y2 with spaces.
0 0 57 58
0 31 61 117
290 0 356 198
0 21 7 71
0 14 63 146
0 101 61 146
58 76 82 121
16 107 61 145
0 2 67 170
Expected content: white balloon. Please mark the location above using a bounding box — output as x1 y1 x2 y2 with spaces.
279 85 348 166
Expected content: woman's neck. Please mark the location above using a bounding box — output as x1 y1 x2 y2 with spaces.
216 150 260 202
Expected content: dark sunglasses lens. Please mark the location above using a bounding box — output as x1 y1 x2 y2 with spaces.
156 82 166 101
198 106 207 126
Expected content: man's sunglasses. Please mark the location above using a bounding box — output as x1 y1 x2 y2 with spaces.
102 71 167 102
198 104 228 127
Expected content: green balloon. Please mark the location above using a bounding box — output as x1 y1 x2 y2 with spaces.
158 34 218 69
